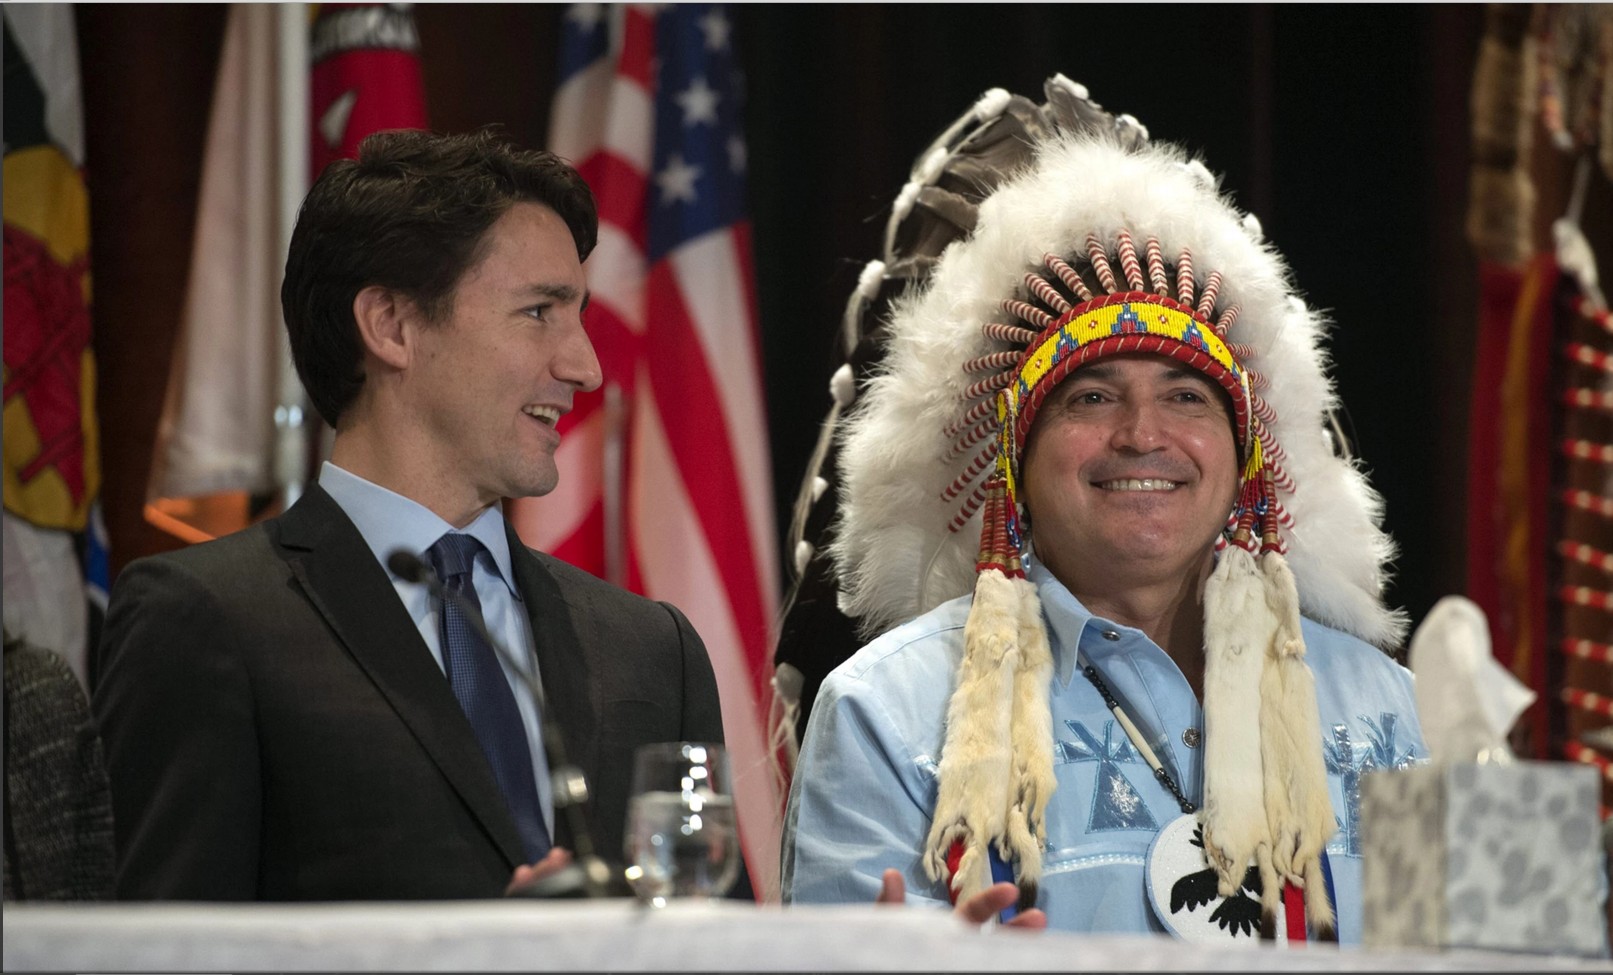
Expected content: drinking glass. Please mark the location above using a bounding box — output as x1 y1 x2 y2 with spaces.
623 741 740 906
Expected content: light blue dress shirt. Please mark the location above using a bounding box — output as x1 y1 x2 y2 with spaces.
319 461 555 840
782 553 1426 943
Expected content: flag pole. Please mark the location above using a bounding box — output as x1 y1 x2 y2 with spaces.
275 3 311 509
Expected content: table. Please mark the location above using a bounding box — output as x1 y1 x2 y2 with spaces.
5 900 1610 971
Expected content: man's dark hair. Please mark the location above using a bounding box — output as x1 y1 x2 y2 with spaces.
281 128 598 427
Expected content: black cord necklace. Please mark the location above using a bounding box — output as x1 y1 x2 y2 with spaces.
1081 663 1197 815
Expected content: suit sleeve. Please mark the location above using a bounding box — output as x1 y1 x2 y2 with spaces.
92 557 263 900
662 602 724 744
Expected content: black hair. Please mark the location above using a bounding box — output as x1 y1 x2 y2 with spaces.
280 128 597 427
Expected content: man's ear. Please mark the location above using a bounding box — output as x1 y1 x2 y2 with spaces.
352 285 414 371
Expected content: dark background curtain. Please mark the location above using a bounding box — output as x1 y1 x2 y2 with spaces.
77 3 1563 645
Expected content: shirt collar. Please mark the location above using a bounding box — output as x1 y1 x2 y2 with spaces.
318 461 520 598
1024 550 1150 686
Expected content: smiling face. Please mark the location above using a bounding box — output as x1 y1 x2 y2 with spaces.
1019 353 1241 594
405 201 601 514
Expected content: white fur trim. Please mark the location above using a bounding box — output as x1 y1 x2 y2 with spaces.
1005 575 1056 892
1255 551 1336 926
1201 545 1271 894
924 568 1019 901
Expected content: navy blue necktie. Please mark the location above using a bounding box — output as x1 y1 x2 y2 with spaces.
428 533 552 863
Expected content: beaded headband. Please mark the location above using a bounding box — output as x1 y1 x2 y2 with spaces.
966 248 1279 582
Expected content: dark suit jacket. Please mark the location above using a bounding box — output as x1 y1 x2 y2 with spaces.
92 485 724 900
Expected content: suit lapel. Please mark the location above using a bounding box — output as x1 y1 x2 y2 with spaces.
504 524 600 854
275 486 526 867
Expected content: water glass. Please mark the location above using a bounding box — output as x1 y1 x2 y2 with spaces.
623 741 739 906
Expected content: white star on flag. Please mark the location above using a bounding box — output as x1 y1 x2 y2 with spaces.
675 75 720 127
697 9 731 51
656 153 702 205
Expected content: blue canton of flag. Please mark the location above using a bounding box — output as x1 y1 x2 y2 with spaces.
558 5 609 81
647 5 748 262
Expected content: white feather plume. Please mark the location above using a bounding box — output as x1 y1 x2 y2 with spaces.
831 132 1404 649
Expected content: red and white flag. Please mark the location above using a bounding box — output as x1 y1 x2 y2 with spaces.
513 3 783 899
150 2 427 523
309 2 429 179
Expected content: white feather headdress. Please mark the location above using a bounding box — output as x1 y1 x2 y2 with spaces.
824 78 1406 933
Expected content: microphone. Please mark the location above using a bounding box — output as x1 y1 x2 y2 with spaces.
387 548 618 900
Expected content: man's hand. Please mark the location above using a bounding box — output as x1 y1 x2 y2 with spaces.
876 868 1048 929
505 848 574 896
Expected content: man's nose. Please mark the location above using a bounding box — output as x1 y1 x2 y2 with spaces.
556 320 603 393
1110 398 1167 451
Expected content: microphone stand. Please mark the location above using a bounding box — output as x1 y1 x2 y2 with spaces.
388 550 619 900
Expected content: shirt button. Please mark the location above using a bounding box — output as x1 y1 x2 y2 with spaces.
1101 629 1120 642
1182 728 1201 748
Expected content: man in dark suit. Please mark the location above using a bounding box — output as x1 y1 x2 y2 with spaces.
93 129 725 900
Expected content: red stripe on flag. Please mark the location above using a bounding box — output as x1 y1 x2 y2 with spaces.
642 258 772 687
546 496 606 576
618 7 656 89
576 152 650 252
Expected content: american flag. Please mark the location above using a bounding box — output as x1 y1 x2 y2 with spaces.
510 3 783 899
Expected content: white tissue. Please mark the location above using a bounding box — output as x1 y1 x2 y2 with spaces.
1407 595 1537 766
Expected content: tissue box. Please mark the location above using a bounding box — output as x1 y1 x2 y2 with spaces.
1359 761 1609 957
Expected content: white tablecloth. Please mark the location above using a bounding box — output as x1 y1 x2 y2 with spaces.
4 900 1610 971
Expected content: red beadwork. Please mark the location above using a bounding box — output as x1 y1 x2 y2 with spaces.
1145 236 1169 295
1003 298 1054 330
945 415 999 460
944 397 999 440
942 441 998 500
981 321 1039 345
964 371 1014 400
1176 248 1196 306
963 351 1024 374
1087 235 1118 293
1045 253 1094 303
1024 273 1073 315
1196 270 1222 320
1116 230 1146 291
1215 303 1241 337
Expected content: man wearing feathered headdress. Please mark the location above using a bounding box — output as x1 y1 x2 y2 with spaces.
780 78 1426 944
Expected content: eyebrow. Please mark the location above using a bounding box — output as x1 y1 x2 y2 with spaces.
516 283 588 310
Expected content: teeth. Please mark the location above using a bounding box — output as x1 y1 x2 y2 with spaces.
1097 478 1180 492
524 405 561 426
